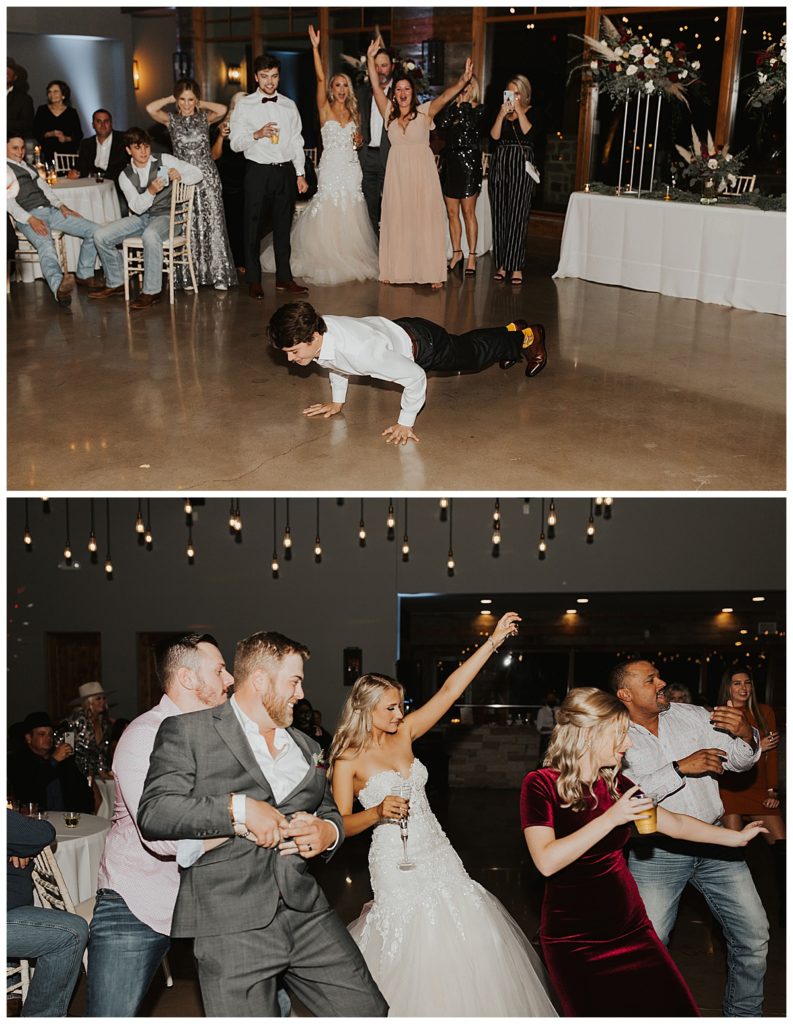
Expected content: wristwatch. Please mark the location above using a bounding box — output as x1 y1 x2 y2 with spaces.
229 792 253 839
672 760 684 778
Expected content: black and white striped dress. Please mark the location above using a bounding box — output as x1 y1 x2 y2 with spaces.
488 117 535 273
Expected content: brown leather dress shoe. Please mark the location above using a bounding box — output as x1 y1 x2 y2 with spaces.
88 284 126 300
75 274 104 289
129 291 162 310
55 272 75 307
275 280 309 294
523 323 547 378
248 283 264 300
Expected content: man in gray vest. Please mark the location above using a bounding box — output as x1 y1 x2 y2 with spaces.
7 132 103 307
90 127 202 310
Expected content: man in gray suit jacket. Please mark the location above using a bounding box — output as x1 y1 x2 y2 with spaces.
138 631 387 1018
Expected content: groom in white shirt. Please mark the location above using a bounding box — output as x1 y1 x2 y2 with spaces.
268 301 548 445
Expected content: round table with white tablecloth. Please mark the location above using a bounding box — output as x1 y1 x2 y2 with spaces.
47 811 111 904
16 176 122 282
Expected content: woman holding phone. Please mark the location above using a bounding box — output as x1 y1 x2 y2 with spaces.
521 687 767 1017
489 75 535 286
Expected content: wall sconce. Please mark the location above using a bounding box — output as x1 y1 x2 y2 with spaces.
132 60 140 91
227 64 242 84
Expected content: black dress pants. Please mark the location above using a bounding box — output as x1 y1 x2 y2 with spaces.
359 146 387 234
243 162 295 284
393 317 522 374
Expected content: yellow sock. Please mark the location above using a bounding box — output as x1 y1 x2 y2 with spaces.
522 327 535 348
506 321 518 332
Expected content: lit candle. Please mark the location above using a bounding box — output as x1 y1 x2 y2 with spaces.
584 182 591 193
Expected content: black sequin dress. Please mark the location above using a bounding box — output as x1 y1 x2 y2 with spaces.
436 102 487 200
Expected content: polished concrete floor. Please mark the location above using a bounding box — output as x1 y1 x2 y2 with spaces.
63 786 785 1017
7 239 785 491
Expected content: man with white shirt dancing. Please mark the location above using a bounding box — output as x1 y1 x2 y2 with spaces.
138 631 387 1017
268 301 547 445
612 659 769 1017
230 54 309 299
90 127 203 309
85 634 232 1016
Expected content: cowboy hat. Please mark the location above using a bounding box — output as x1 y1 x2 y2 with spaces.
68 681 114 706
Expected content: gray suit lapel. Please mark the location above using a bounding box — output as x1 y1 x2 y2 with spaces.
213 703 274 800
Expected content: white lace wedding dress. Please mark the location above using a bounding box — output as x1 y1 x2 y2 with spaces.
260 119 379 285
348 759 558 1017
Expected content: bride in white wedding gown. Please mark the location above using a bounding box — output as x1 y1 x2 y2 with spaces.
328 612 559 1017
260 25 379 286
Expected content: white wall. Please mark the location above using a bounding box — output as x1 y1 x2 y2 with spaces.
6 498 784 726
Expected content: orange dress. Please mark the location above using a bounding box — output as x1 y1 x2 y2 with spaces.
719 704 780 815
379 101 447 285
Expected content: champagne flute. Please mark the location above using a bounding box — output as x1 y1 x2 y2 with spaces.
391 781 416 871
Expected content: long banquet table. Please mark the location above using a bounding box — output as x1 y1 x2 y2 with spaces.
554 190 785 316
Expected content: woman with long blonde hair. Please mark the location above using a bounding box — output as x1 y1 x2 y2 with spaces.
262 25 378 284
521 687 767 1017
329 612 558 1017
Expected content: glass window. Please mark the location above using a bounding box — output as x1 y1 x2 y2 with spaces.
732 8 786 195
486 15 586 212
590 9 727 190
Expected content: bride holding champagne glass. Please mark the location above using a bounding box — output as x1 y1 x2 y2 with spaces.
327 612 558 1016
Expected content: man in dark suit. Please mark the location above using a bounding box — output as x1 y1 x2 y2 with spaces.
7 712 93 812
356 47 394 233
139 631 387 1018
68 109 128 209
7 59 34 139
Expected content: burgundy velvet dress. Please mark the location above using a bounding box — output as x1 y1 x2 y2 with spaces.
520 768 700 1017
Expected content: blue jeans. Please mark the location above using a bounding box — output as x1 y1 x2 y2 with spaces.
629 841 769 1016
93 213 170 295
16 205 99 297
7 904 88 1017
85 888 170 1017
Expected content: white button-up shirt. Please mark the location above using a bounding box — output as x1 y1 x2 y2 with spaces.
6 158 62 224
229 91 305 176
621 702 760 823
316 314 426 428
118 154 203 216
94 134 112 171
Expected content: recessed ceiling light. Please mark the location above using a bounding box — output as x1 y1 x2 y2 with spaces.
576 597 589 604
566 609 577 615
480 598 492 605
752 596 765 602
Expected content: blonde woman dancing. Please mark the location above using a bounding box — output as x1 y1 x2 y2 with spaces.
328 612 558 1017
262 25 378 285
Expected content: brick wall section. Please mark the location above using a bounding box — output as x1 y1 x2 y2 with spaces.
446 725 541 788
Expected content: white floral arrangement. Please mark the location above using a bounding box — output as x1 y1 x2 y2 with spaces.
746 36 786 107
675 125 747 192
572 16 702 105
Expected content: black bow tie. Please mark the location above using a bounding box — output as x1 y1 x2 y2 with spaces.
261 95 278 104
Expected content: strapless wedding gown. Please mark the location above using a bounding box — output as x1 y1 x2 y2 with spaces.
261 119 379 285
348 759 558 1017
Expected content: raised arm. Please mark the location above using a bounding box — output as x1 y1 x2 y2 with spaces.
309 25 329 118
525 784 653 876
366 37 390 119
404 612 520 741
146 94 174 127
199 100 228 125
331 758 409 838
428 58 473 121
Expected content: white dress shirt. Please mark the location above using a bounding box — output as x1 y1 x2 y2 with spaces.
177 695 337 867
229 90 305 177
316 314 426 428
621 702 760 823
6 158 63 224
368 79 392 147
535 705 557 735
118 154 203 216
94 134 112 171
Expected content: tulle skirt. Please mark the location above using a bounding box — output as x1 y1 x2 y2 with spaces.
348 881 558 1017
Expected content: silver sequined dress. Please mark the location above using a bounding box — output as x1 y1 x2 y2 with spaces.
261 119 379 285
348 758 558 1016
168 110 237 288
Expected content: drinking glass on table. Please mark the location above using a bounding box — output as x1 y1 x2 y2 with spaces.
20 801 38 816
63 810 81 828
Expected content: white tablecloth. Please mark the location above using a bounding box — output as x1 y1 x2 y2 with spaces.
18 177 121 281
48 811 110 904
554 191 785 316
444 178 493 258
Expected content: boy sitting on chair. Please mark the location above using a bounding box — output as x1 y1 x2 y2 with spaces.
268 301 547 445
90 128 202 310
